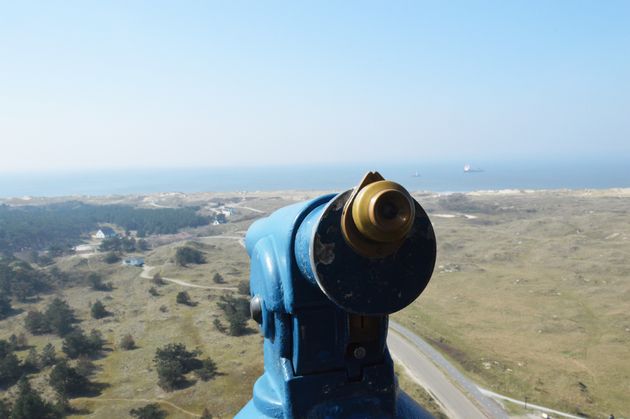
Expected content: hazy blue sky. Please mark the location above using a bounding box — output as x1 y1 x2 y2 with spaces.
1 1 629 171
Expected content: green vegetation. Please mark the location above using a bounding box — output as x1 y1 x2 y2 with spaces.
212 272 224 283
103 252 121 264
49 359 90 399
39 343 57 367
195 357 218 382
152 272 165 286
129 403 167 419
99 236 147 253
0 202 210 254
88 273 113 291
90 300 108 319
0 292 12 319
176 291 196 306
153 343 203 391
0 258 50 302
0 339 21 386
119 334 136 350
25 298 77 336
10 377 62 419
216 295 250 336
62 329 105 359
175 246 205 266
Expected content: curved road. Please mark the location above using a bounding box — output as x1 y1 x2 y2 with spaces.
389 322 508 419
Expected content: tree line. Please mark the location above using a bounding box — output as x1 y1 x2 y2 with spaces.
0 202 210 254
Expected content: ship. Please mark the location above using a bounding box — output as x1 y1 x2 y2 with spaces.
463 163 483 173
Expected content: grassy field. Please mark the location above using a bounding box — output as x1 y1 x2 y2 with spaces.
393 189 630 417
1 235 263 418
2 188 628 418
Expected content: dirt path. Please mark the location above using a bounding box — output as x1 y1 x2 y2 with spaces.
140 265 237 291
197 235 246 249
72 397 201 417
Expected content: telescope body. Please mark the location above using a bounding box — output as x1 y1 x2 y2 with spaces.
236 174 436 418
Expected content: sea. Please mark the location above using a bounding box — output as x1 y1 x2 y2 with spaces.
0 159 628 198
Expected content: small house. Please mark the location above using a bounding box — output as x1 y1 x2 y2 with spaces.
122 257 144 267
220 207 236 217
95 227 117 239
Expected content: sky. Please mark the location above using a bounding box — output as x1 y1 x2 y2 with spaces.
1 1 629 172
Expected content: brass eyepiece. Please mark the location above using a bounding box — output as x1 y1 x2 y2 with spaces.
341 172 416 258
352 181 415 243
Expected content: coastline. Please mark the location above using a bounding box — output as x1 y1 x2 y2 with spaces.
2 187 630 207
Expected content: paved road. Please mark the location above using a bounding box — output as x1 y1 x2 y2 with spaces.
388 331 491 419
389 321 509 419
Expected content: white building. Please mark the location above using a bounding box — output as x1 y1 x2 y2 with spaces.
95 227 117 239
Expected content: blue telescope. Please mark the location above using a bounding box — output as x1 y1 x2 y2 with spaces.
236 172 437 418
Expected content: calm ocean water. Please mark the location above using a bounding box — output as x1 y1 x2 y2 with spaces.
0 160 628 198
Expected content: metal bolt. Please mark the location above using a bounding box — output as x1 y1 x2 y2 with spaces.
353 346 366 359
250 295 263 324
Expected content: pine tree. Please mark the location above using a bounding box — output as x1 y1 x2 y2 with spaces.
39 343 57 368
49 359 89 399
91 300 108 319
24 348 39 372
75 355 96 377
11 377 61 419
0 292 12 319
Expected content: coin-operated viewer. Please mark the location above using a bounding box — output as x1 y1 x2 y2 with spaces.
237 171 437 418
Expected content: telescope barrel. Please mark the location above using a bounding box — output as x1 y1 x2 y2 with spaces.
294 172 436 315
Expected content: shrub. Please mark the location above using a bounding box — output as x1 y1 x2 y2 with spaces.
91 300 108 319
174 247 205 266
119 334 136 350
212 273 224 284
213 318 226 334
153 343 201 390
176 291 195 306
62 329 105 359
89 273 112 291
152 273 165 286
129 403 167 419
49 359 89 398
195 357 218 381
217 295 250 336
